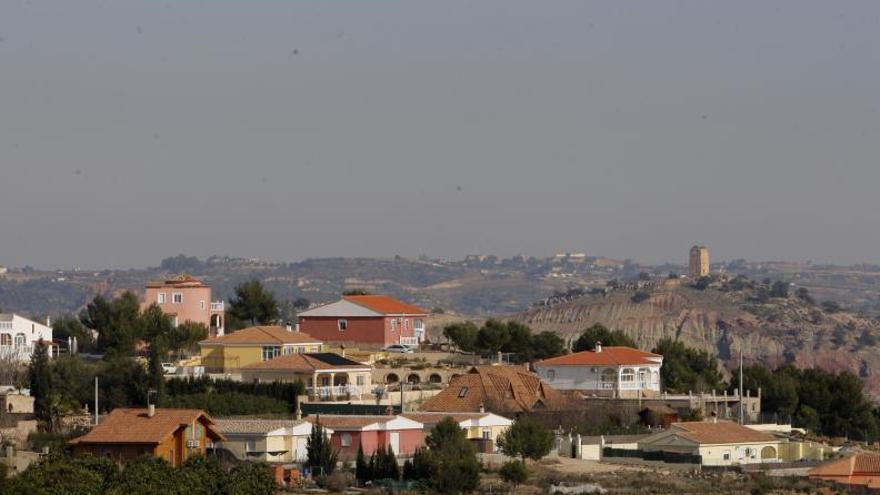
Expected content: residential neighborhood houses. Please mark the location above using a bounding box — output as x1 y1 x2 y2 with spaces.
534 343 663 397
0 313 53 361
298 295 428 347
0 277 862 494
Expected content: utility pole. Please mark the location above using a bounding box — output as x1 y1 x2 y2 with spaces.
94 376 99 426
738 349 744 424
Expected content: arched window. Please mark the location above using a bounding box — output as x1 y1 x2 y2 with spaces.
385 373 399 384
620 368 635 382
407 374 420 385
429 374 442 384
0 334 11 346
14 333 26 349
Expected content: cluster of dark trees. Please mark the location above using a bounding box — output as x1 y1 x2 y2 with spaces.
442 320 566 362
1 454 275 495
733 363 880 440
164 376 304 416
651 338 724 394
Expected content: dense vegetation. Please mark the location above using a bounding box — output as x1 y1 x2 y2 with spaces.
442 320 566 362
651 338 724 393
731 363 880 440
5 454 276 495
572 323 637 352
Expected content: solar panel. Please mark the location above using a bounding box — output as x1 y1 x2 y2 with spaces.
307 352 362 367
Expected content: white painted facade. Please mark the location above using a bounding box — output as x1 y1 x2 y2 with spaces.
214 420 329 463
0 314 53 362
534 346 662 397
638 427 782 466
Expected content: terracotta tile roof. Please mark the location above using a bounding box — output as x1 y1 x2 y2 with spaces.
343 295 427 315
70 408 224 445
669 421 777 445
146 274 207 288
810 453 880 478
306 415 395 430
400 412 491 425
420 366 572 414
200 326 322 346
241 352 369 372
535 347 661 367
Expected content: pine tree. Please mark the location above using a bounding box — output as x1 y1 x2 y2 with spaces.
28 341 52 423
306 418 338 475
355 443 371 484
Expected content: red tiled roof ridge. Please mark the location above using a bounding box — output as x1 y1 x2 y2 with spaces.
342 295 427 315
535 346 660 366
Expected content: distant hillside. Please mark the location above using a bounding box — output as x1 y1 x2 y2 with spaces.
515 276 880 398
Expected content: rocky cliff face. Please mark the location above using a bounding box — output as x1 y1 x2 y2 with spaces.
516 278 880 397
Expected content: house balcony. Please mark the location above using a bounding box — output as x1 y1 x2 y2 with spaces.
307 385 365 400
210 301 224 312
399 337 419 347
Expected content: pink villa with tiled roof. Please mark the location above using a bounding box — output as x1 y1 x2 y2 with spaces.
534 343 663 398
144 275 226 337
306 415 424 459
298 295 427 347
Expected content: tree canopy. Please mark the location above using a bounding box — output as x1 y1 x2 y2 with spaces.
227 280 279 330
499 415 554 463
651 338 723 393
442 320 566 362
572 323 636 352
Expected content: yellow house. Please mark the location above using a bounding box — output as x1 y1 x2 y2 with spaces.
241 352 374 400
401 412 512 449
213 419 325 463
199 325 323 373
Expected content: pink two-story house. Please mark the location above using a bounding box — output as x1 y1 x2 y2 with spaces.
308 415 424 460
298 295 427 347
143 275 225 337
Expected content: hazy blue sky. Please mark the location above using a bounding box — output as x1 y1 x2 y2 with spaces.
2 1 879 269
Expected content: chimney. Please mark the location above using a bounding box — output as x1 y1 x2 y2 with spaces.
595 341 603 353
294 323 300 333
285 321 293 332
479 403 485 414
46 316 51 327
295 406 302 420
148 404 156 418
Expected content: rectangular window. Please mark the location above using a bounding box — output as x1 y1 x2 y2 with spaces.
262 346 281 361
482 429 491 440
246 439 257 452
172 316 179 328
341 433 352 447
547 369 556 380
723 450 731 461
199 300 205 310
337 319 347 332
390 319 397 332
356 375 365 386
158 293 166 304
172 293 183 304
458 387 469 398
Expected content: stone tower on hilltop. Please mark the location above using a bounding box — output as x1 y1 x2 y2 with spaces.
689 245 710 278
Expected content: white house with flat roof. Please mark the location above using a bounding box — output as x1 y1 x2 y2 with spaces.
0 314 53 362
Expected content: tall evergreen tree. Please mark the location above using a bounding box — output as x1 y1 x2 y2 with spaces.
306 418 338 475
28 341 52 423
355 443 371 484
227 280 280 329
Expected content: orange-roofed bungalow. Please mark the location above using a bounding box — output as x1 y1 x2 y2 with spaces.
534 343 662 398
809 452 880 489
298 295 427 347
70 408 224 467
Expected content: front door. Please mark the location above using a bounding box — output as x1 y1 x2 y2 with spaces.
390 432 400 454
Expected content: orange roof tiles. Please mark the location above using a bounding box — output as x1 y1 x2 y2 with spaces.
669 421 777 445
146 274 208 288
536 347 661 367
307 415 395 430
343 295 427 315
200 326 322 346
420 366 572 414
810 452 880 481
70 408 224 445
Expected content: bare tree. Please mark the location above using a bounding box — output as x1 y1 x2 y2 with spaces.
0 350 27 388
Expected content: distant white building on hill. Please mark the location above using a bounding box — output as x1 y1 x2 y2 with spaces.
0 314 53 362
